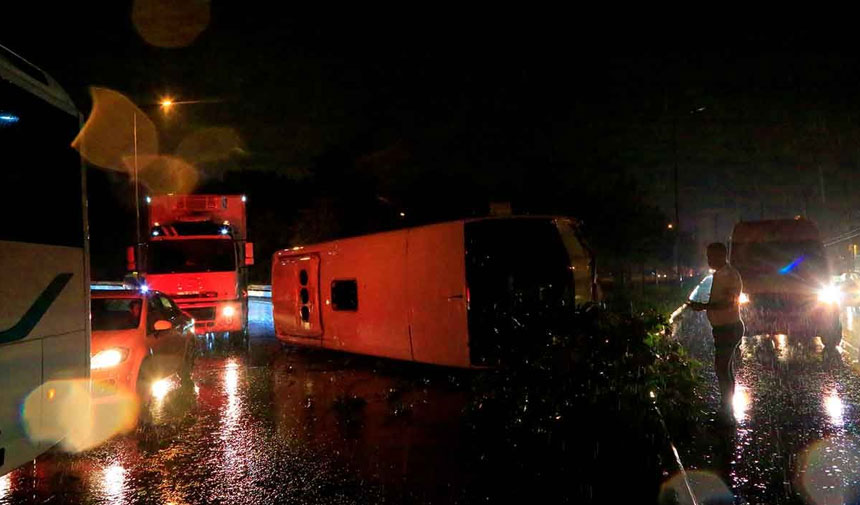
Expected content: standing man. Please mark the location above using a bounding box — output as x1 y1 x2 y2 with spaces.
688 242 744 422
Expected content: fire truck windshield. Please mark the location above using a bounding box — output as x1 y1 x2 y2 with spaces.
147 239 236 274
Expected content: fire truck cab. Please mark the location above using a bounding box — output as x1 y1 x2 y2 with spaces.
129 194 254 336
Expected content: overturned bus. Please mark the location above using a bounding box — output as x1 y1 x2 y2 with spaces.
272 216 596 367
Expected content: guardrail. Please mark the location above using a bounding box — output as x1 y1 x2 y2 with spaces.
92 281 273 299
248 284 272 299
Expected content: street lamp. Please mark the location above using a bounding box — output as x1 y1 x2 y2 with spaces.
132 97 178 260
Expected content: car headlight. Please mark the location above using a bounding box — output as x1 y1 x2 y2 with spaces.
818 285 843 305
739 292 750 305
91 348 129 370
222 305 236 318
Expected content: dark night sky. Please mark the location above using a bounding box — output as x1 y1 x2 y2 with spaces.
6 7 860 275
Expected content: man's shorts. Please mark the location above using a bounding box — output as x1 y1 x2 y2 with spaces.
713 321 744 352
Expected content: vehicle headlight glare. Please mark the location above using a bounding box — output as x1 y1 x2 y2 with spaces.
818 285 842 305
222 305 236 318
91 348 129 370
739 292 750 305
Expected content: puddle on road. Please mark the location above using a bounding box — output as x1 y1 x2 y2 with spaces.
0 335 476 504
675 310 860 504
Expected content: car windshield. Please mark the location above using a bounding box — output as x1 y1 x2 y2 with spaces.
147 239 236 274
91 298 142 331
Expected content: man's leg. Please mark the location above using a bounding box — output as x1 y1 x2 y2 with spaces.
714 338 734 412
714 323 744 415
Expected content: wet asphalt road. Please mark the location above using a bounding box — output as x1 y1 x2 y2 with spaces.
7 301 860 504
0 300 476 504
673 306 860 505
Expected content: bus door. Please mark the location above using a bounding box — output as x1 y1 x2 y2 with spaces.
273 254 322 339
407 222 470 367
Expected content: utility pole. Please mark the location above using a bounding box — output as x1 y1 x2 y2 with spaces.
672 103 681 283
133 113 140 244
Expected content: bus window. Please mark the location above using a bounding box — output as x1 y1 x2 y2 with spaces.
0 72 83 247
331 280 358 311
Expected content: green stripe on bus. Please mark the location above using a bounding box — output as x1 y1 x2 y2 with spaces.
0 273 73 344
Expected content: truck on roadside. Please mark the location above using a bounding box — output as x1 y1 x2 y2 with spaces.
729 218 842 348
127 194 254 338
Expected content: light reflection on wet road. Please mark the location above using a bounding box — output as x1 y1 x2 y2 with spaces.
10 299 860 503
0 300 472 504
674 306 860 504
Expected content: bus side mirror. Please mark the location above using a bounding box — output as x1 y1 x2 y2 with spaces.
153 320 172 331
126 246 136 271
245 242 255 266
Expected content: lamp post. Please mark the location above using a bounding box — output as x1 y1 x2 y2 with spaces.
133 111 141 254
132 97 176 268
670 101 706 283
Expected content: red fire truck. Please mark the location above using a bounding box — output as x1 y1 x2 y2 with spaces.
128 194 254 336
272 216 595 367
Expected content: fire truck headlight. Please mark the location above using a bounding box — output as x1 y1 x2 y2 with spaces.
818 285 842 305
222 305 236 318
738 292 750 305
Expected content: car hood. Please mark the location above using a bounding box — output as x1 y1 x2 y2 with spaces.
91 328 142 354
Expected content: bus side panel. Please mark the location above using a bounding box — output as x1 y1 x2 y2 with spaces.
320 232 412 361
1 242 87 471
0 340 42 475
407 222 470 367
0 243 86 340
272 253 323 339
40 330 88 450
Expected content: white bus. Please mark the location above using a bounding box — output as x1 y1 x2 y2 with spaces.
0 44 89 475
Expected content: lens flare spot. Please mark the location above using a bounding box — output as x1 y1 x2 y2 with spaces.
659 470 733 505
797 436 860 505
132 0 210 48
134 155 199 195
23 379 139 453
176 127 245 164
72 87 159 173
